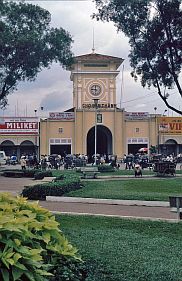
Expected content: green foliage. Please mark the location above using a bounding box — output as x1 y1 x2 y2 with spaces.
21 174 82 200
93 0 182 115
2 170 25 178
97 165 115 172
47 255 88 281
0 0 73 107
0 193 80 281
2 169 41 178
150 145 157 154
53 174 65 181
34 171 53 180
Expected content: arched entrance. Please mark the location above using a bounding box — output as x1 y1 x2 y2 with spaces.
0 140 15 157
163 139 177 156
20 140 37 157
87 125 112 162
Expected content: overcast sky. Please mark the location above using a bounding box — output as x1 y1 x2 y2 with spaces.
1 0 181 117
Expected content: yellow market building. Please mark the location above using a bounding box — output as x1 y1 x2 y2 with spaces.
39 52 182 161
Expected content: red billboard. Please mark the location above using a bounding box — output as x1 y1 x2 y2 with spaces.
0 117 39 135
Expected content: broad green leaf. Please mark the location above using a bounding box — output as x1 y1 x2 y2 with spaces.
13 253 22 263
12 268 23 281
1 268 9 281
14 261 27 270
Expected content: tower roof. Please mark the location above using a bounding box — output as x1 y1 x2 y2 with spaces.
73 53 124 68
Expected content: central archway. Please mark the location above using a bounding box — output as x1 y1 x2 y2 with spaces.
87 125 112 162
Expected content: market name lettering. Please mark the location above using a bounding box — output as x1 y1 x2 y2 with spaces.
169 123 182 131
6 122 38 129
82 103 117 109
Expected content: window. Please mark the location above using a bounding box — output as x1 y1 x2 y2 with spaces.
135 128 140 133
58 128 63 133
84 64 108 67
97 114 102 123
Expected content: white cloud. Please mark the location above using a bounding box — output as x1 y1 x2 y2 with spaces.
1 0 181 117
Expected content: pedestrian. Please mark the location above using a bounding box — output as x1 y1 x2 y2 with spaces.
41 155 47 170
134 163 142 177
20 156 26 170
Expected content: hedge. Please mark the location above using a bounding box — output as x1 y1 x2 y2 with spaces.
34 170 53 180
2 169 39 178
2 169 53 179
21 174 82 200
97 165 115 172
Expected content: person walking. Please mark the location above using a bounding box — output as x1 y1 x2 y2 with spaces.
20 156 26 170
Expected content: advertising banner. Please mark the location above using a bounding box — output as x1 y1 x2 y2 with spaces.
0 117 39 135
49 112 75 120
158 117 182 134
125 112 149 120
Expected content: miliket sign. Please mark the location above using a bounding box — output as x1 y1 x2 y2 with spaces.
0 117 39 134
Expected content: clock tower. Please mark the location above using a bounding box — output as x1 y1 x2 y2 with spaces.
70 53 124 109
69 52 124 159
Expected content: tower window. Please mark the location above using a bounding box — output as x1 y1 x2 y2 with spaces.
97 114 102 123
84 64 108 67
58 128 63 133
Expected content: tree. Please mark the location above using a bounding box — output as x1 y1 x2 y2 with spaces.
93 0 182 115
0 0 73 107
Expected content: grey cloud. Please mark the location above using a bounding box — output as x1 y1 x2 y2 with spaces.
40 90 72 112
17 64 70 92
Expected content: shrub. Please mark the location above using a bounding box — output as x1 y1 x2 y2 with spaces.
2 170 24 177
23 169 39 178
21 174 82 200
0 193 81 281
53 174 65 181
34 170 53 180
98 165 115 173
2 169 39 178
47 255 88 281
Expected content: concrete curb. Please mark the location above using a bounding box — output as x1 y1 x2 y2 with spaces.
49 211 177 222
46 196 169 207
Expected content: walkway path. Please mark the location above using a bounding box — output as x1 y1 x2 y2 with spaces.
0 174 178 221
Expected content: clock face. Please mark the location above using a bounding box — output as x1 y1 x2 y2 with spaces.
90 84 101 96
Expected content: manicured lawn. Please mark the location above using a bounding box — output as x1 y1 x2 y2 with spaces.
57 215 182 281
51 168 182 177
66 178 182 201
99 169 154 176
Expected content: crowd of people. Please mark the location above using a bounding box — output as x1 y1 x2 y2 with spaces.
4 151 182 171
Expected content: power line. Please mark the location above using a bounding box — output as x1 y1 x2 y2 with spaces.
10 0 91 2
122 92 156 104
122 91 175 104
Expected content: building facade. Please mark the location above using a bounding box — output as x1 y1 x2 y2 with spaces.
1 52 181 161
0 117 39 159
40 52 160 161
157 116 182 156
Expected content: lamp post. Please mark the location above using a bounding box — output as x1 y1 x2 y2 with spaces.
93 98 99 166
154 107 158 153
163 109 167 116
35 107 44 161
162 109 167 154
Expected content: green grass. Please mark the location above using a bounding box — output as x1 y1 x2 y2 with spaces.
66 178 182 201
57 215 182 281
99 169 154 176
51 168 182 177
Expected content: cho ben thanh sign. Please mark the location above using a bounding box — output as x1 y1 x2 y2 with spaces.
0 117 39 134
158 117 182 134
